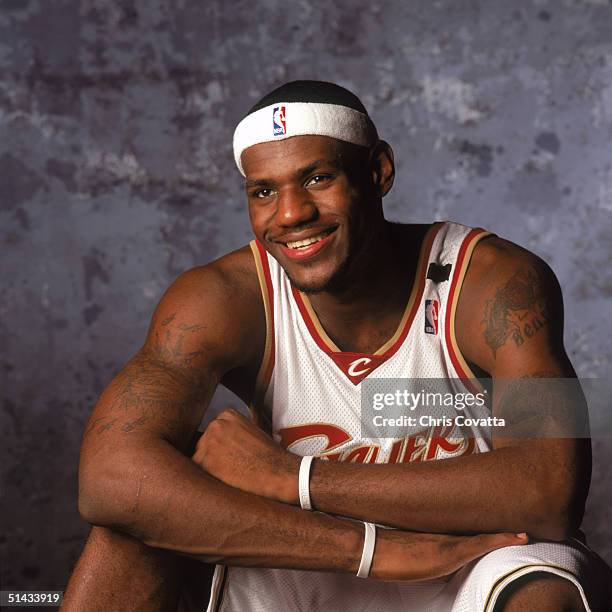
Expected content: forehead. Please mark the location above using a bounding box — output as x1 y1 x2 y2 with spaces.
241 135 350 179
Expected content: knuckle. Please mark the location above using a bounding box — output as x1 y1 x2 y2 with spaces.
219 407 237 419
207 419 224 434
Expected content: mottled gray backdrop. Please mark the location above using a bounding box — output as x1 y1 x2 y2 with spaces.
2 0 611 594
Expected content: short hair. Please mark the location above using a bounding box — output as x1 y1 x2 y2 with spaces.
246 80 371 116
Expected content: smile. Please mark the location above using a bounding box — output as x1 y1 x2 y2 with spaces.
284 232 331 249
278 228 337 261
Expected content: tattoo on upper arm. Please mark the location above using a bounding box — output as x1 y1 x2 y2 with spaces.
121 415 149 433
85 317 214 441
152 318 207 366
482 267 551 356
161 313 176 326
85 416 118 436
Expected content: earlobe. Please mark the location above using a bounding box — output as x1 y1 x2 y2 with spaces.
370 141 395 196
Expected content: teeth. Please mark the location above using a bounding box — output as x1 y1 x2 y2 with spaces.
285 234 328 249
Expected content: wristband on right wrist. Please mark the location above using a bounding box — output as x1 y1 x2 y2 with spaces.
356 522 376 578
298 455 314 511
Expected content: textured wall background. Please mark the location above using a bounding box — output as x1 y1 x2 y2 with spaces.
2 0 611 594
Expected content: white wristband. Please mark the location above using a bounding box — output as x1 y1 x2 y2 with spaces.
356 522 376 578
298 455 315 510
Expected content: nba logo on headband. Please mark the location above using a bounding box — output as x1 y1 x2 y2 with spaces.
233 81 379 175
272 106 286 136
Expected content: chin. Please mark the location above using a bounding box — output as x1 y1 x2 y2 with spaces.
288 276 329 294
285 256 352 295
283 266 329 294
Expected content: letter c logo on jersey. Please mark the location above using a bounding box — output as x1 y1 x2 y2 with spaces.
347 357 372 377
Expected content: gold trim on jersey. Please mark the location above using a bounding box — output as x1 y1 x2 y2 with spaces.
446 230 492 390
298 222 442 356
299 293 342 351
208 564 227 612
483 563 586 612
375 222 440 355
249 240 275 410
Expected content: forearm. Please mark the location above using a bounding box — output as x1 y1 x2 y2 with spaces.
305 441 582 540
79 436 363 573
62 526 185 612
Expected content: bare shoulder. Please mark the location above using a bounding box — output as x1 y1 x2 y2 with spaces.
143 244 265 376
162 244 260 312
455 235 568 377
463 235 557 285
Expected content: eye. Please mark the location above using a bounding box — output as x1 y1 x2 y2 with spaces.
306 174 332 187
253 187 275 199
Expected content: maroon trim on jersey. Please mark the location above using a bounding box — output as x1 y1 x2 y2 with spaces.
291 223 443 385
252 240 276 406
444 228 489 394
213 566 228 612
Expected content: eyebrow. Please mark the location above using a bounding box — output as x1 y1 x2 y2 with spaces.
245 158 341 188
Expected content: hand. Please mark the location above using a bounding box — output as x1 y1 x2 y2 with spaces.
371 529 529 581
191 408 300 504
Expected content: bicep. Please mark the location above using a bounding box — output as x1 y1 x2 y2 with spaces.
457 238 569 376
82 350 218 453
456 239 586 446
480 257 584 443
82 264 258 454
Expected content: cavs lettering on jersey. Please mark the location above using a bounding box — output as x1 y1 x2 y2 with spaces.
207 222 601 612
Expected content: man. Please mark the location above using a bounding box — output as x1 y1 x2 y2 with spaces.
64 81 608 611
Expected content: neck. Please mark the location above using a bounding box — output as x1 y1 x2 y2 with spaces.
307 221 426 327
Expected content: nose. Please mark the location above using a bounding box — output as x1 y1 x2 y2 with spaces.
276 186 318 227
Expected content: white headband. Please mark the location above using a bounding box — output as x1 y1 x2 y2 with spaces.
233 102 378 176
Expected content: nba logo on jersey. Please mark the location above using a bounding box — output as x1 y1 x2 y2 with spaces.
273 106 286 136
424 299 439 334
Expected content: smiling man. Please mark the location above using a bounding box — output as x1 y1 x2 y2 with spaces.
64 81 609 611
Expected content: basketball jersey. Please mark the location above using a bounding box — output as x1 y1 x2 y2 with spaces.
205 221 604 611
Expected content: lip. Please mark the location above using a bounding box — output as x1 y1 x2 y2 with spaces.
277 227 337 261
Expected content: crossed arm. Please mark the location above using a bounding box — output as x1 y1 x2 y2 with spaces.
76 259 366 573
65 240 590 609
201 238 590 541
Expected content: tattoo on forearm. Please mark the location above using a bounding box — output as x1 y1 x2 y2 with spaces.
482 268 551 356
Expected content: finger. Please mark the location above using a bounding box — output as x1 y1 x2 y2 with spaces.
459 532 528 563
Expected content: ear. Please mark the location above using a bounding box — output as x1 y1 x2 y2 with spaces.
369 140 395 197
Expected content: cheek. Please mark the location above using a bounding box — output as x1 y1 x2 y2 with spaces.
248 205 258 232
248 204 269 238
318 183 358 217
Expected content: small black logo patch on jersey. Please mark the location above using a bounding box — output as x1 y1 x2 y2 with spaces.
427 263 452 283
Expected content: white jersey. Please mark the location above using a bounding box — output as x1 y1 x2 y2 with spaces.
207 221 608 612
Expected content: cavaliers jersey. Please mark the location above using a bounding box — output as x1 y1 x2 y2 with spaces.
206 221 606 612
